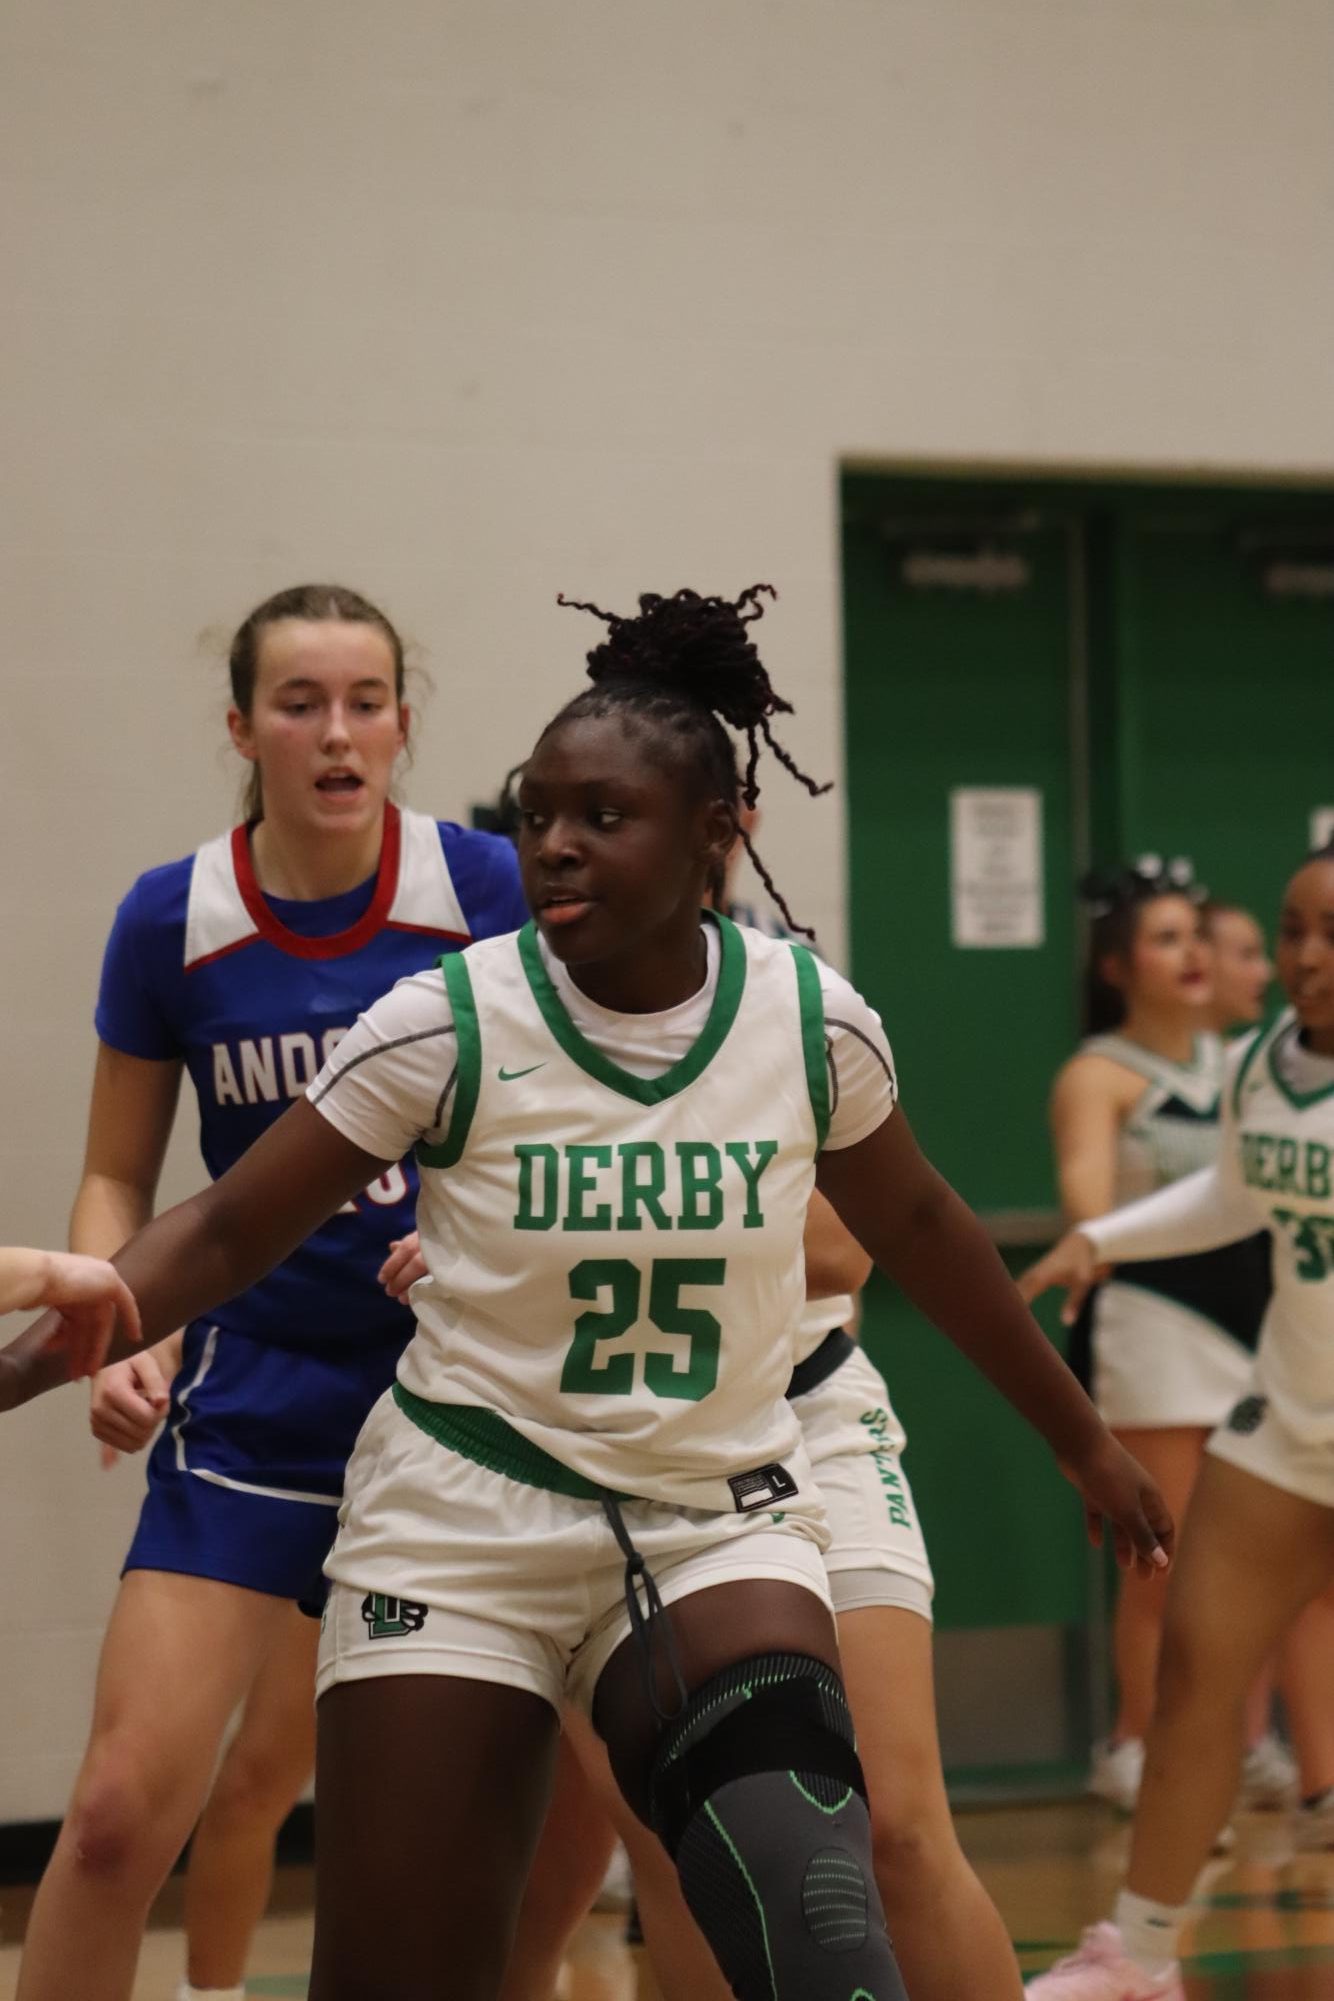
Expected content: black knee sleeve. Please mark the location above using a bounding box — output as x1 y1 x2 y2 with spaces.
649 1653 908 2001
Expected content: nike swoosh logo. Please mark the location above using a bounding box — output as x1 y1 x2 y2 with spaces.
498 1063 546 1082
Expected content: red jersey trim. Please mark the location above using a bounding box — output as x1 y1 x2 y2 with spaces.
230 803 404 962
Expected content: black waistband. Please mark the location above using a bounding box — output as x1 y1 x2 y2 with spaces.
786 1327 855 1400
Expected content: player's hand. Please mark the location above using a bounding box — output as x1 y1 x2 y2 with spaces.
1018 1229 1109 1323
39 1254 142 1381
91 1346 173 1466
379 1234 427 1301
1061 1431 1174 1578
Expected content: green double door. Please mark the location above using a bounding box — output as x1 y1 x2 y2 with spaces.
841 473 1334 1787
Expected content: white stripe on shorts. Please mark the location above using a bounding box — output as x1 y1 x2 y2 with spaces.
171 1325 341 1509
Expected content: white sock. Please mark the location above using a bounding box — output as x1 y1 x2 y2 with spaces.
1113 1888 1184 1976
176 1984 246 2001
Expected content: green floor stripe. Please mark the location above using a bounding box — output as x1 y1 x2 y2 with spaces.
1205 1884 1334 1910
1185 1942 1334 1974
1015 1935 1334 1981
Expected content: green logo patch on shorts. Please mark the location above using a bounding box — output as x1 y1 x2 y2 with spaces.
360 1593 429 1639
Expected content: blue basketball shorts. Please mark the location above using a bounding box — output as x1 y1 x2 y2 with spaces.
123 1318 406 1605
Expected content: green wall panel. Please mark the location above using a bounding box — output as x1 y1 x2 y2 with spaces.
841 472 1334 1652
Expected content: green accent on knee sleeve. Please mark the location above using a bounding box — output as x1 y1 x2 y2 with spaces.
659 1653 855 1768
790 1772 854 1814
705 1799 779 2001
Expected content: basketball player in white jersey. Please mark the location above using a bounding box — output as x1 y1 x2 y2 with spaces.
1023 846 1334 1998
0 585 1170 2001
1048 862 1270 1812
487 814 1025 1999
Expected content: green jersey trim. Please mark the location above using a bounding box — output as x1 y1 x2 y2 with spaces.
1266 1015 1334 1112
393 1383 628 1501
416 952 481 1168
790 944 830 1150
515 909 748 1106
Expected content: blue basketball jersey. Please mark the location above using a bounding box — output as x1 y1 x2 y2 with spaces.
96 804 527 1354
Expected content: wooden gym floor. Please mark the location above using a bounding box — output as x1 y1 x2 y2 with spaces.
3 1800 1333 1997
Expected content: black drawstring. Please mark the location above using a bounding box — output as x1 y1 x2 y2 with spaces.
600 1494 689 1724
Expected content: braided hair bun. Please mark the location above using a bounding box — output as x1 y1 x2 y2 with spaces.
543 584 830 937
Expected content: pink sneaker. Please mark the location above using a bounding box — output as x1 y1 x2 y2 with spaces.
1025 1922 1184 1998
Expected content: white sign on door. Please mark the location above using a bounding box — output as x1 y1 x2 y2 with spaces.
1310 808 1334 852
950 787 1044 950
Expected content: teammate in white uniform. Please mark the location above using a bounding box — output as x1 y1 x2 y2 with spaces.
1023 847 1334 1998
1048 863 1269 1812
2 585 1170 2001
1197 895 1308 1812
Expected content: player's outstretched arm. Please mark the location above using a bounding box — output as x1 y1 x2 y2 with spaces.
0 1249 143 1396
1016 1229 1107 1322
817 1109 1174 1577
0 1248 141 1325
0 1101 392 1413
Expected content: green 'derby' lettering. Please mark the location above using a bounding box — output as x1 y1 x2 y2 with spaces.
566 1144 613 1230
511 1139 779 1233
1242 1132 1331 1200
515 1143 559 1230
677 1142 723 1230
725 1139 779 1227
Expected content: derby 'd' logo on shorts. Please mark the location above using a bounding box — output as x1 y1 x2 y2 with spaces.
1227 1394 1269 1437
360 1592 429 1639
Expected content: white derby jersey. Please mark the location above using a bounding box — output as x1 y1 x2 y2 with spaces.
1233 1011 1334 1442
314 912 856 1512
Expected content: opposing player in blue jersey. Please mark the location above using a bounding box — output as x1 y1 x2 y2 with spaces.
16 584 528 2001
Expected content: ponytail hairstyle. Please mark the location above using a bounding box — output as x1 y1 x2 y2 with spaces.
540 585 830 937
228 584 408 820
1080 854 1206 1035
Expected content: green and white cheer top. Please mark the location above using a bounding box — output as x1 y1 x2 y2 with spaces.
308 912 898 1511
1080 1032 1225 1200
